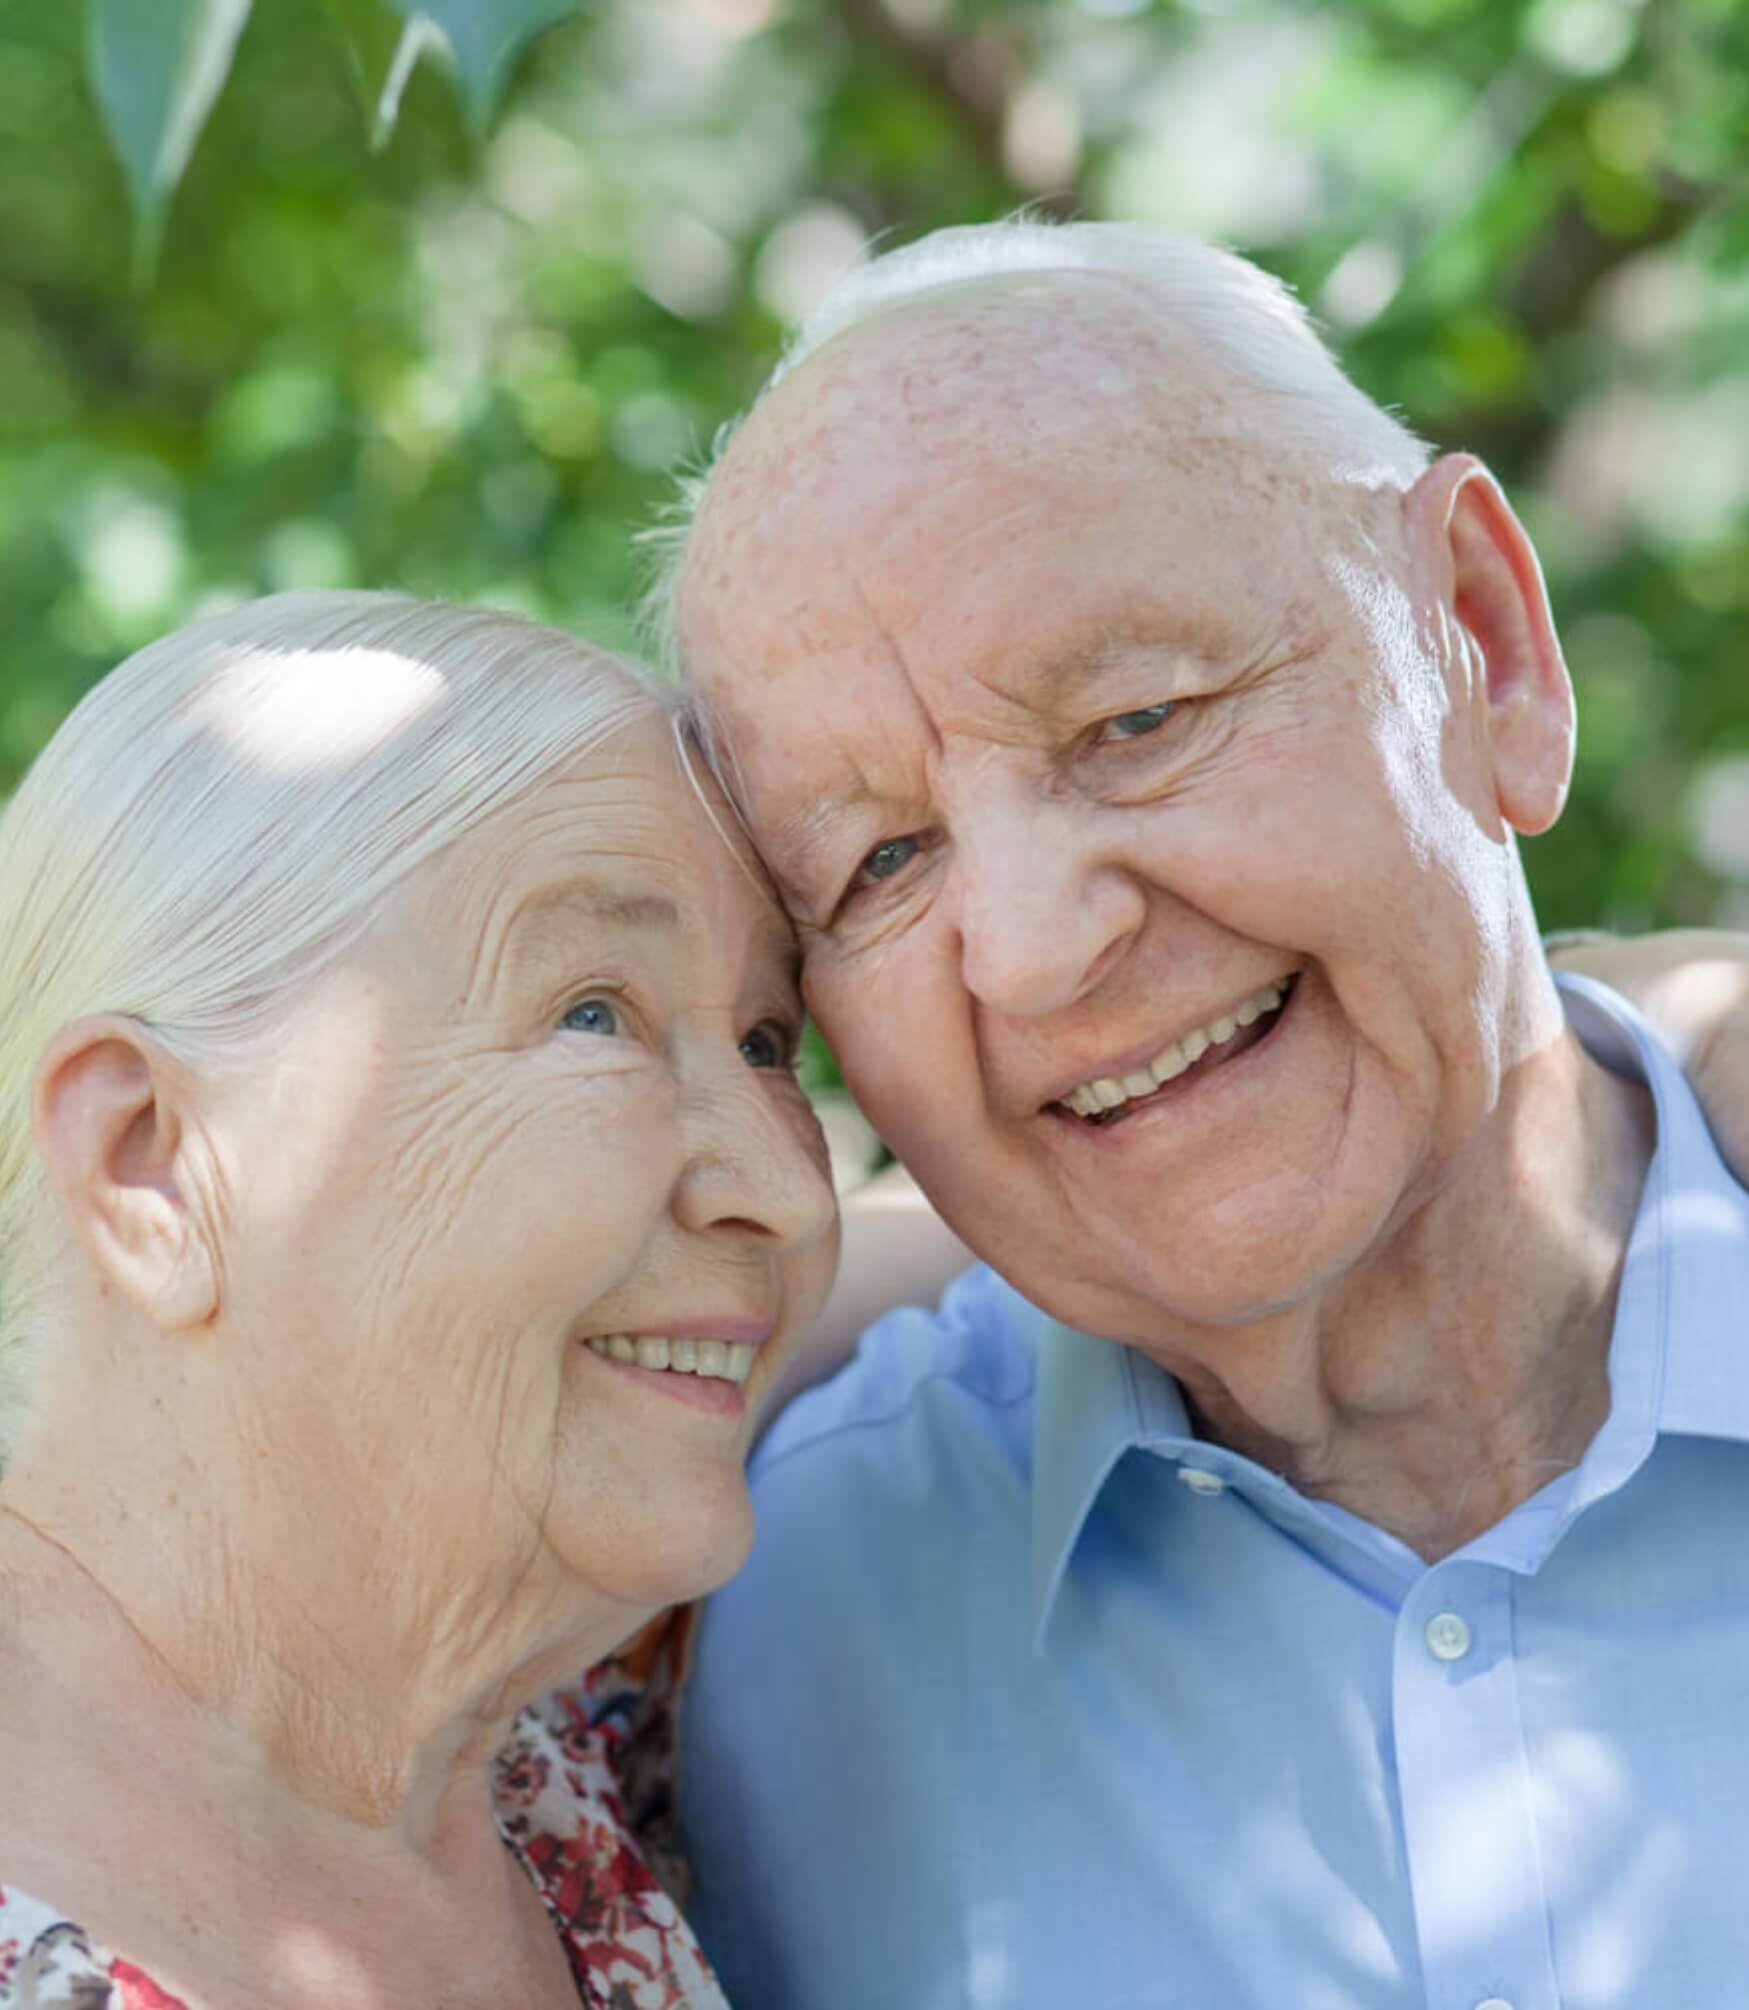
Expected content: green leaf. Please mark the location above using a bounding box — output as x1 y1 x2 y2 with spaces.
322 0 446 147
386 0 581 128
88 0 256 261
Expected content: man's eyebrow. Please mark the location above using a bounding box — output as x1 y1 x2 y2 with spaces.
765 783 877 886
1019 628 1209 701
1013 605 1317 710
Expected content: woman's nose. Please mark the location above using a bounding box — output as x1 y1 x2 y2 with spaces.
672 1063 837 1253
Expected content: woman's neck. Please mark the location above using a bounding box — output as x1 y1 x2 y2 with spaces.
0 1511 594 2008
0 1449 643 1844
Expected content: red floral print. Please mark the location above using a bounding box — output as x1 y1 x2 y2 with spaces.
0 1614 725 2009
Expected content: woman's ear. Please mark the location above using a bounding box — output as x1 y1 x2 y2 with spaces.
1404 452 1576 837
31 1017 218 1331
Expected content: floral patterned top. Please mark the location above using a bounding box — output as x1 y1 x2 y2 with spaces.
0 1613 727 2010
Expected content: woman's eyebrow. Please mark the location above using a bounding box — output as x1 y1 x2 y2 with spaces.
497 883 681 982
528 883 680 934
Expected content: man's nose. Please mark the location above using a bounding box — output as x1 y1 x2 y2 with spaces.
672 1062 838 1252
952 788 1145 1018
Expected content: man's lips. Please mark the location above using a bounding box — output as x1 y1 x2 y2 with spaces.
1044 973 1299 1123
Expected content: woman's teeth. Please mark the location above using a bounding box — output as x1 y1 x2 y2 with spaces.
584 1334 755 1383
1063 977 1291 1120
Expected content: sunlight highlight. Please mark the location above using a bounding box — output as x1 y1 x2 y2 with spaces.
188 647 448 773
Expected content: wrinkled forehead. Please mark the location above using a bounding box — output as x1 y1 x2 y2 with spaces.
381 713 795 984
692 275 1249 562
779 273 1217 446
679 275 1365 684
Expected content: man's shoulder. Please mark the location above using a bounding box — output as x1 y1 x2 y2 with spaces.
751 1262 1047 1480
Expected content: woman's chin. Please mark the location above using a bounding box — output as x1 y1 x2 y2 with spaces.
554 1479 756 1618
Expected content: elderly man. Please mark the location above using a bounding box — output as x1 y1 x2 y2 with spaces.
661 222 1749 2008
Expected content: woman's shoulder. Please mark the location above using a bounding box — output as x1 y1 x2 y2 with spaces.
0 1615 724 2010
0 1884 187 2009
496 1609 730 2009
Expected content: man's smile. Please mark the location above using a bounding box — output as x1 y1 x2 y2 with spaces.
1052 974 1298 1124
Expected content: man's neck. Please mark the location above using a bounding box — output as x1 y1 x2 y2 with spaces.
1161 1019 1655 1560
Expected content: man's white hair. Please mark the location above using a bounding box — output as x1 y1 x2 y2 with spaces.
643 217 1427 671
0 590 675 1464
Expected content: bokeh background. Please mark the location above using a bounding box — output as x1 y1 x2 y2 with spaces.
1 0 1746 948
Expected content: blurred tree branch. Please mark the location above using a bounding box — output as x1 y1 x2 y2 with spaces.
833 0 1083 219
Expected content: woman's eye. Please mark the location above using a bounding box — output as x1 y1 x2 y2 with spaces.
561 996 620 1037
1105 702 1176 740
739 1021 794 1071
860 835 919 884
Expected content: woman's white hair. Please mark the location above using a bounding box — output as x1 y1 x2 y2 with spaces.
0 590 675 1463
642 217 1427 670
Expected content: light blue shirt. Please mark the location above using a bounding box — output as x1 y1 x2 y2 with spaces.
682 978 1749 2010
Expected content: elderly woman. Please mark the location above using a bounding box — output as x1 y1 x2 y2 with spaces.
2 590 1746 2010
0 591 847 2008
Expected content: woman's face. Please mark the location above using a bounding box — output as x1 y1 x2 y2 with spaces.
210 713 838 1639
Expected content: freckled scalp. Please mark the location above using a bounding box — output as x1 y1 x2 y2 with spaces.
683 279 1396 677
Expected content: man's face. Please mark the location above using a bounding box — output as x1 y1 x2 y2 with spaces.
679 281 1552 1346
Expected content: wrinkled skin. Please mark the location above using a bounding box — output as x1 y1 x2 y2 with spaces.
131 715 839 1733
0 711 839 2002
677 276 1649 1552
683 282 1561 1336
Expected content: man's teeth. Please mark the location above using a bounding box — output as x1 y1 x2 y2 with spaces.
584 1334 755 1384
1063 979 1290 1119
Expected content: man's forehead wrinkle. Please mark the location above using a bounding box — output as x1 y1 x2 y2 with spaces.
694 270 1381 652
729 286 1169 498
793 268 1191 406
720 641 942 903
754 692 889 856
735 351 1295 584
1034 627 1207 704
767 789 870 896
852 475 1047 609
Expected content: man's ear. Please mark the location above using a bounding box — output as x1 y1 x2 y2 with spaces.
1405 452 1575 836
31 1017 218 1331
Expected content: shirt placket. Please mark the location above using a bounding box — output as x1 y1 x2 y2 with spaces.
1393 1560 1559 2010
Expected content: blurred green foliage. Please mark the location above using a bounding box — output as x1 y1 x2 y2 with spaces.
1 0 1746 956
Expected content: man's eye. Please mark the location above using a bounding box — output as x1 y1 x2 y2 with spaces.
1105 702 1176 739
860 835 919 883
739 1020 795 1070
561 996 620 1037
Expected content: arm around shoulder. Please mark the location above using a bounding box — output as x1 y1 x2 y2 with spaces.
1550 927 1749 1180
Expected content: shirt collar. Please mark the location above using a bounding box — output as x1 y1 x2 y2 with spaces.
1030 1319 1189 1650
1029 971 1749 1647
1557 971 1749 1448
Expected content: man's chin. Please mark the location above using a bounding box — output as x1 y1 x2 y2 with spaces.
979 1193 1391 1347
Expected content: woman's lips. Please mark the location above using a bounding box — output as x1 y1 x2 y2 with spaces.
579 1343 750 1415
582 1332 756 1382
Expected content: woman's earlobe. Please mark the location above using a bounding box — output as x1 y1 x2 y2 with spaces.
31 1017 219 1331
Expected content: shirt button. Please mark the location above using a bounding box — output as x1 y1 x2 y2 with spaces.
1177 1467 1225 1496
1425 1611 1472 1662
